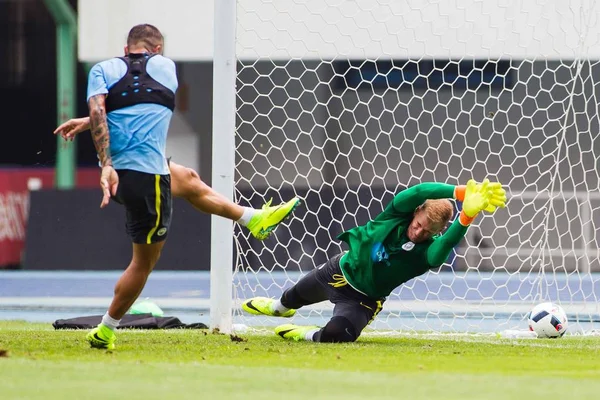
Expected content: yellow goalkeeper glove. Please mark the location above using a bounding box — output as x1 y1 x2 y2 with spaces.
457 179 508 225
481 179 507 213
461 179 489 221
454 179 507 213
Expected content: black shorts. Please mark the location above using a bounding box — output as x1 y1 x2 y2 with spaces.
282 254 385 335
112 169 172 244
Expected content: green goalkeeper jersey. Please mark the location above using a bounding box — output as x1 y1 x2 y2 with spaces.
338 182 469 299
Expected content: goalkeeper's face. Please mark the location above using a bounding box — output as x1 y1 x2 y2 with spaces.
407 210 444 243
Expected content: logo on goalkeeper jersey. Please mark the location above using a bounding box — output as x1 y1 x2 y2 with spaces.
371 242 390 265
402 242 415 251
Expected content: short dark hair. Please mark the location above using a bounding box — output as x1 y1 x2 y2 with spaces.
127 24 163 50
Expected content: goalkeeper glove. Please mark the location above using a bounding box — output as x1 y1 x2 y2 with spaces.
454 179 507 213
460 179 489 224
458 179 507 225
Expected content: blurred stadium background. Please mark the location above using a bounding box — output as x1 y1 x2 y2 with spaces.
1 0 600 334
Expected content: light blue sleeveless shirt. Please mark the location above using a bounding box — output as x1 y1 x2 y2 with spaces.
87 54 177 175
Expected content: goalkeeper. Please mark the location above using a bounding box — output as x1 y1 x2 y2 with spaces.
242 180 506 342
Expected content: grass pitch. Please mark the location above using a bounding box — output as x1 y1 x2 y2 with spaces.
1 321 599 400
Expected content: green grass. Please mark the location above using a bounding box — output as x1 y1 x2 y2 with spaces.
1 321 600 400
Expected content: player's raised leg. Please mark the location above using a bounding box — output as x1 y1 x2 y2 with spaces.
54 119 300 240
164 161 301 240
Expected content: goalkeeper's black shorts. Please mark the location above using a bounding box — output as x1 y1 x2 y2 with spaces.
282 254 385 335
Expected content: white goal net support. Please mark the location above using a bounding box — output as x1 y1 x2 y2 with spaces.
213 0 600 334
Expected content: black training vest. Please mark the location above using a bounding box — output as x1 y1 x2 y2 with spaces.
105 53 175 113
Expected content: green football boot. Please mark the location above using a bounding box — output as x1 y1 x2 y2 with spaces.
247 197 301 240
274 324 320 341
242 297 296 318
86 323 116 350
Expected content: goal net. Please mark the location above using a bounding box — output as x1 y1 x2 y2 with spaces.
230 0 600 335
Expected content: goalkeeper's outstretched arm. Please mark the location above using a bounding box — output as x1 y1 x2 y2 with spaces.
426 179 506 267
389 182 465 214
390 180 507 215
427 216 470 267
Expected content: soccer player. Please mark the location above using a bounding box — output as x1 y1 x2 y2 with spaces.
79 24 296 350
55 115 297 240
241 179 506 343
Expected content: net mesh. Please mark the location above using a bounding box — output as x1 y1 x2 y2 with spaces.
231 0 600 334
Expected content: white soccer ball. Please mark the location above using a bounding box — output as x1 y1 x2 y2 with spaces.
527 302 568 338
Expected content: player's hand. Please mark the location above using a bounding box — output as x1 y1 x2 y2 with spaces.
455 179 507 213
481 180 506 213
462 179 490 217
53 117 91 141
100 166 118 208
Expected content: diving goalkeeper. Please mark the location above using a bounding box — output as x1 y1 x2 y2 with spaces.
242 179 506 342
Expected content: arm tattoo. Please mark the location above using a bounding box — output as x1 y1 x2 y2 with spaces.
88 95 112 167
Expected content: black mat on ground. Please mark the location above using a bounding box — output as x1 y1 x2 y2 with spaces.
53 313 208 330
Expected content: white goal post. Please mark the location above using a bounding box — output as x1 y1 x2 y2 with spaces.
211 0 600 335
